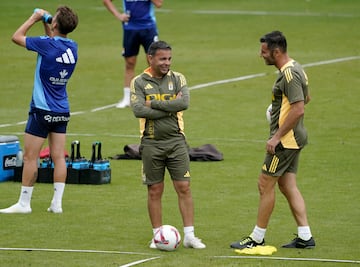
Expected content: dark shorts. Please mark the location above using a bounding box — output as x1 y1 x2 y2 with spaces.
261 144 301 177
122 27 159 57
140 138 190 185
25 109 70 138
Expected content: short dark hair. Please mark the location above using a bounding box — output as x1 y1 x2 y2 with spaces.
56 6 78 34
147 41 171 56
260 31 287 53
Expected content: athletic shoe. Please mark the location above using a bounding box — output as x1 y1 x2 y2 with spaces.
282 236 315 249
47 205 63 214
115 99 130 108
230 236 265 249
0 203 32 214
183 236 206 249
149 239 156 249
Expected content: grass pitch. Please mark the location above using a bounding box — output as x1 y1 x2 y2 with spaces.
0 0 359 266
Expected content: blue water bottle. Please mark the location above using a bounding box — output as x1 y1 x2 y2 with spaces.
34 8 53 24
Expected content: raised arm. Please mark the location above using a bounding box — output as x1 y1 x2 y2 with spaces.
12 9 49 47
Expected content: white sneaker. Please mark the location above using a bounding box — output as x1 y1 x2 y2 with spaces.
115 99 130 108
0 203 32 214
183 236 206 249
149 238 156 249
47 205 63 214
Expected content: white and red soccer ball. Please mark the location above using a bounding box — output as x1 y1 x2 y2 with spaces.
154 225 181 251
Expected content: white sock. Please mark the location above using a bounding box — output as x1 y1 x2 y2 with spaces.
51 182 65 207
123 87 130 101
250 225 266 243
184 226 195 239
298 226 312 241
152 227 160 236
18 186 33 207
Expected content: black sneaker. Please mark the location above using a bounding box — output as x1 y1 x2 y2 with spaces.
282 236 315 249
230 236 265 249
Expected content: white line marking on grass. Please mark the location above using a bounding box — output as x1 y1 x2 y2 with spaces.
213 255 360 264
0 247 156 256
92 7 357 18
1 56 359 129
91 103 117 112
302 56 360 68
190 73 266 90
193 10 358 18
71 111 86 116
0 123 12 128
119 256 161 267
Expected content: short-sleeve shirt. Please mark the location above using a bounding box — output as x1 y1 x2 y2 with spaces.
123 0 157 30
26 36 78 113
270 60 309 149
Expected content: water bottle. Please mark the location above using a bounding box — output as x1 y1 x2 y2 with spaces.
34 8 53 24
124 10 131 26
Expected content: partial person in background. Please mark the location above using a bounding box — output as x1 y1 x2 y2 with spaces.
131 41 206 249
230 31 315 249
103 0 163 108
0 6 78 214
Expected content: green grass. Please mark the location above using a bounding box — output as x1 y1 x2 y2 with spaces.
1 0 360 266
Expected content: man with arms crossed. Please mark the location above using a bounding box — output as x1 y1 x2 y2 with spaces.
231 31 315 249
131 41 206 249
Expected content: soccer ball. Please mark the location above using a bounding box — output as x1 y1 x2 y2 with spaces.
266 104 272 123
154 225 181 251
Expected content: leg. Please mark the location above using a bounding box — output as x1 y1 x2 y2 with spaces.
173 180 194 227
230 172 278 248
116 56 136 108
49 132 67 183
147 182 164 228
278 172 309 226
256 173 279 228
47 132 67 213
22 133 45 186
278 172 315 248
0 133 44 214
230 173 278 249
124 56 136 88
173 180 206 249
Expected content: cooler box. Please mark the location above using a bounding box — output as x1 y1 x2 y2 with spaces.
0 135 20 182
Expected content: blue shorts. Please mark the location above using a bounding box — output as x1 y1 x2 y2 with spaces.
122 27 159 57
25 109 70 138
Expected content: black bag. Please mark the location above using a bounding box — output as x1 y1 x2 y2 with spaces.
110 143 223 162
189 144 224 161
